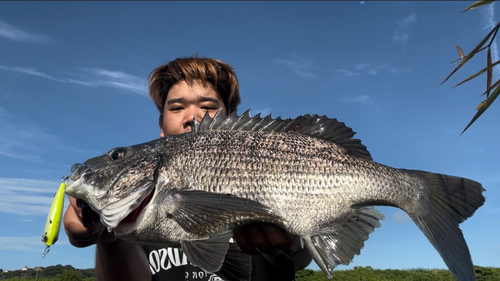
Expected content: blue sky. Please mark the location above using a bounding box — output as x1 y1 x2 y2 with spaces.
0 1 499 274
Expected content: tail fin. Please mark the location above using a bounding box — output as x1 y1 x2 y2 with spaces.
403 170 485 281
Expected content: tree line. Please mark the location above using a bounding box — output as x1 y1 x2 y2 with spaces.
0 264 94 280
1 265 499 280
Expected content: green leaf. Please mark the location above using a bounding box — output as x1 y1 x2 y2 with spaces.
462 0 495 13
452 59 500 88
487 47 492 97
461 83 500 134
480 78 500 97
441 23 500 86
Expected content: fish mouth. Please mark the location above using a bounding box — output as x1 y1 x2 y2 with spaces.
121 156 162 223
65 173 93 201
112 184 156 236
121 186 155 224
112 156 163 235
69 163 91 181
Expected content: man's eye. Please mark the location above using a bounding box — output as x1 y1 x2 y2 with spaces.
201 106 216 111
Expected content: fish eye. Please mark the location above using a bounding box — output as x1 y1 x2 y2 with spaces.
109 149 126 160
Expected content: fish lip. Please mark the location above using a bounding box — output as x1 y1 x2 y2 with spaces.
65 175 89 200
66 164 93 201
69 165 92 181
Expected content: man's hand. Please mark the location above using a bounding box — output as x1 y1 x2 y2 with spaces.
63 196 116 248
233 223 312 271
64 196 150 281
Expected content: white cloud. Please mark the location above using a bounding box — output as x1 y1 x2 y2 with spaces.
0 119 49 162
274 54 319 79
0 236 68 251
0 107 90 162
2 92 22 101
353 63 370 70
0 65 56 80
342 95 373 105
392 210 412 223
371 107 383 117
0 65 148 95
334 69 360 77
0 237 42 251
366 64 388 75
335 63 390 77
0 178 65 216
354 95 372 104
0 20 52 44
390 68 414 75
483 3 500 78
0 105 11 117
336 62 410 77
82 68 149 95
393 13 417 46
0 65 91 86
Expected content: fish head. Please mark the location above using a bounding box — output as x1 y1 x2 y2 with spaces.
65 141 163 231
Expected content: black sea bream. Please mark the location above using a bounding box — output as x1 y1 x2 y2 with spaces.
66 110 485 281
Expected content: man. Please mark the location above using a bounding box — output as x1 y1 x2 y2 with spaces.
63 56 312 280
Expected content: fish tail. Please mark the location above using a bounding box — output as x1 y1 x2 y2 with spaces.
403 170 485 281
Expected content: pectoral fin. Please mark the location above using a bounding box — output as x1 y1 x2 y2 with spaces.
181 232 232 273
181 233 252 280
215 242 252 281
164 190 281 236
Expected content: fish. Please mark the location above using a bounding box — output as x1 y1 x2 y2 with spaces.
65 109 485 281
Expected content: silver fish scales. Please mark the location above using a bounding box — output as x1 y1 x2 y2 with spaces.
66 109 485 281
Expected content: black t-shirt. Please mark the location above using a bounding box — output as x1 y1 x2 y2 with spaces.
143 244 296 281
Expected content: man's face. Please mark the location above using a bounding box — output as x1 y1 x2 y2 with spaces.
159 80 226 137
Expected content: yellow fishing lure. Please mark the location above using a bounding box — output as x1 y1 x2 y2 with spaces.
37 180 66 279
41 181 65 247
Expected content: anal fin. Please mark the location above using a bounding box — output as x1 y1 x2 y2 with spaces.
305 207 384 278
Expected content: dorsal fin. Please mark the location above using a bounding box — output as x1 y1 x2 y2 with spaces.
192 109 372 160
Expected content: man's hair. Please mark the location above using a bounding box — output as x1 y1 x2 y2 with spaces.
149 56 241 115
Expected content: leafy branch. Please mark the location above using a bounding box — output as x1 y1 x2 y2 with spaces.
441 0 499 135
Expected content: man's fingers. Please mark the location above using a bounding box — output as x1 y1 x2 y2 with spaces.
243 224 281 256
64 202 110 247
66 230 102 248
234 223 302 255
67 196 82 219
262 223 301 254
233 231 260 255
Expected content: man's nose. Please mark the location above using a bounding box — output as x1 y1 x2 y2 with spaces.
182 108 201 128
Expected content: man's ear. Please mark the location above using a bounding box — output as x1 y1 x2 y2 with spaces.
158 114 165 138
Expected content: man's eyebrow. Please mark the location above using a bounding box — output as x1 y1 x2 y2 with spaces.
166 98 185 105
198 96 220 103
166 96 220 106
